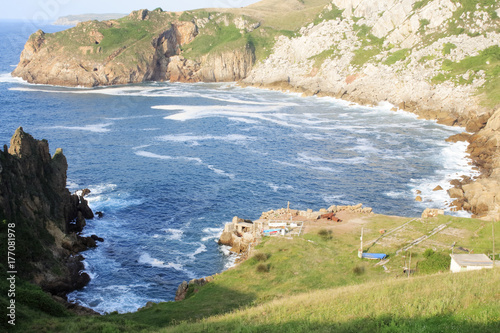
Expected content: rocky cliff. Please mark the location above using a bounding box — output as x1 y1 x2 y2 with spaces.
244 0 499 123
12 9 256 87
0 128 99 298
242 0 500 220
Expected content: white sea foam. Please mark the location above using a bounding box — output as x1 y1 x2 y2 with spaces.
201 227 222 242
135 150 234 178
105 115 154 121
411 140 480 216
267 182 294 192
82 261 97 280
189 243 207 259
203 95 296 106
134 150 203 164
154 104 285 122
207 165 235 179
312 166 337 173
138 253 184 270
297 152 334 164
66 180 81 191
68 284 164 314
227 117 261 124
160 228 184 241
385 191 407 199
156 133 250 144
322 194 345 204
83 183 143 212
132 144 152 150
49 123 113 133
220 245 238 270
0 73 25 84
88 183 118 195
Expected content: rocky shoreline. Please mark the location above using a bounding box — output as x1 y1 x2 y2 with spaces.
239 78 499 221
0 128 102 315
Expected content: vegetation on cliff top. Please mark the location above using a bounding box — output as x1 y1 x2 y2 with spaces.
7 214 499 332
432 45 500 106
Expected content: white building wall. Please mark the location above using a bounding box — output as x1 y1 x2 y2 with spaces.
450 258 493 273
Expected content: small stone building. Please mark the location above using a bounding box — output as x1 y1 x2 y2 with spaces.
449 254 494 273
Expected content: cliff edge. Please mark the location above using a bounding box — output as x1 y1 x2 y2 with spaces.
0 128 99 298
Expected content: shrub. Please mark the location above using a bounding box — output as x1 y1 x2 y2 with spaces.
418 250 450 274
353 265 365 276
318 229 333 240
256 263 270 273
423 248 435 258
253 252 269 262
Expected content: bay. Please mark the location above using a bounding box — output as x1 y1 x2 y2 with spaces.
0 21 477 313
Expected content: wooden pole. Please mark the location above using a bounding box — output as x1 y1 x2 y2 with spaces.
493 220 496 267
361 227 364 252
408 252 412 278
358 227 364 258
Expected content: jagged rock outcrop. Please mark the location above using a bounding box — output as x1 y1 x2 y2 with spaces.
0 127 98 296
175 275 215 301
460 108 500 220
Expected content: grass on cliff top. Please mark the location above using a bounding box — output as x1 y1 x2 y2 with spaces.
43 9 180 64
219 0 331 31
181 17 294 63
432 45 500 107
13 215 500 332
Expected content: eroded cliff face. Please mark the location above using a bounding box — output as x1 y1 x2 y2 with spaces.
11 9 255 86
244 0 500 123
0 128 97 297
241 0 500 220
167 44 255 83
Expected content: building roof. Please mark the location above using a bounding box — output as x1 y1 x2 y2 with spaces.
450 254 494 267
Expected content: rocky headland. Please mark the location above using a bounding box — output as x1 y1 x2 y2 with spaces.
10 0 500 220
0 128 100 313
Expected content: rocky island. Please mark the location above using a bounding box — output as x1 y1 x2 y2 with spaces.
10 0 500 222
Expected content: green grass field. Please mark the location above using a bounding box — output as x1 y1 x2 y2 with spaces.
5 214 499 332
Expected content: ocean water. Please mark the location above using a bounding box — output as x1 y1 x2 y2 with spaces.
0 21 479 313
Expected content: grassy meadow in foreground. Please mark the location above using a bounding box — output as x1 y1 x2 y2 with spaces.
5 214 499 332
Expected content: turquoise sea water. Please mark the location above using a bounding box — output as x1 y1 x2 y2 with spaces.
0 21 478 313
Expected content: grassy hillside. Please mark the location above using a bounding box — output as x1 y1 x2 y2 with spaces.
163 269 500 333
214 0 331 30
7 214 499 332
